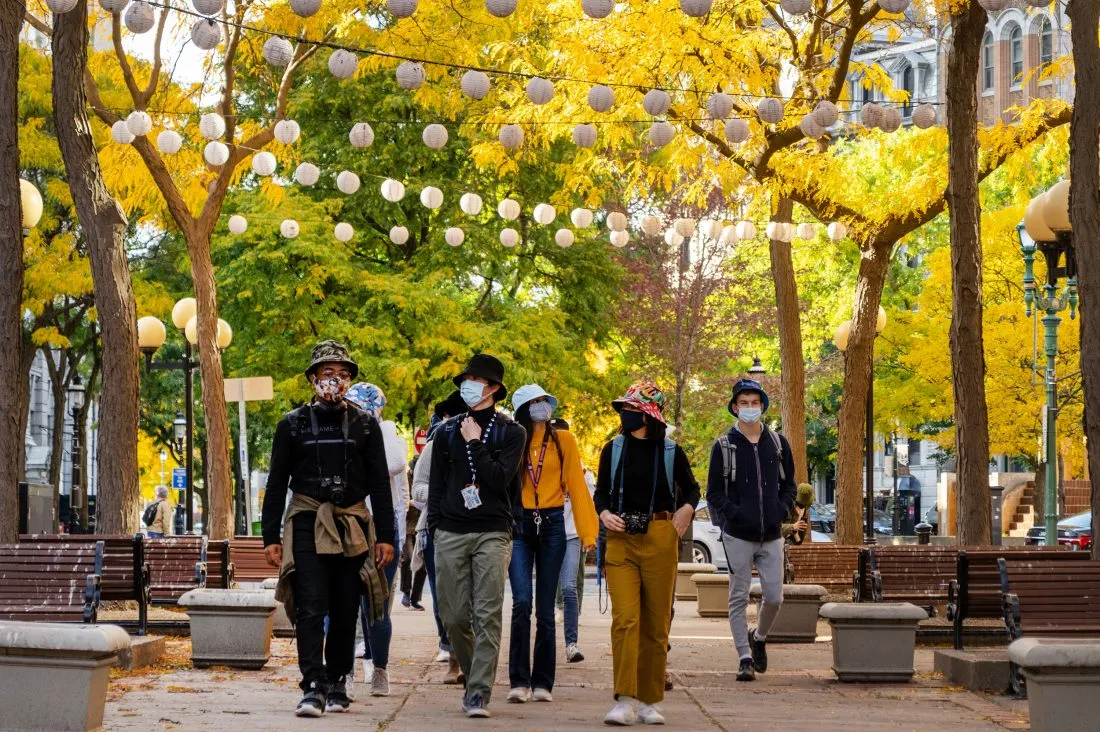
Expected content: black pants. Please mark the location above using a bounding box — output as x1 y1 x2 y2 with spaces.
292 513 366 691
399 532 427 603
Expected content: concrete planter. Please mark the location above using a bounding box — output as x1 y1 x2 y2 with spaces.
819 602 927 682
693 573 730 618
749 583 827 642
0 621 131 731
261 578 294 637
1009 638 1100 732
179 589 277 669
676 563 717 601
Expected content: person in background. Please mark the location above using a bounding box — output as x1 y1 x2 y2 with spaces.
782 484 816 545
145 486 173 538
558 462 596 664
400 490 427 610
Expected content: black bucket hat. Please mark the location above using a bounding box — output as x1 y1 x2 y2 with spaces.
728 378 769 416
452 354 508 403
305 340 359 379
434 390 467 418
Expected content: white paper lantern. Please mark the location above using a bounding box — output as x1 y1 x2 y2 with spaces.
387 0 417 17
124 2 154 33
499 124 524 149
228 215 248 234
664 228 684 247
459 193 483 215
860 102 884 128
271 120 299 145
588 85 615 113
46 0 79 13
799 114 825 139
349 122 374 149
796 223 817 240
779 0 811 13
978 0 1007 8
125 110 152 137
706 92 734 120
724 118 749 143
610 230 629 247
500 228 520 247
461 70 491 100
498 198 521 220
643 89 671 116
485 0 518 17
192 0 221 15
757 98 784 124
582 0 614 17
879 0 909 12
203 140 229 166
640 215 662 236
100 0 128 13
263 37 294 67
735 220 757 240
700 219 722 240
291 0 322 17
571 208 594 228
295 162 320 186
912 103 937 129
555 229 575 248
827 221 848 240
251 151 277 176
649 121 675 147
199 113 225 140
381 179 406 202
443 227 465 247
423 124 449 149
390 226 409 244
336 171 361 195
111 120 135 144
526 77 555 105
813 100 839 128
396 61 426 90
334 222 354 242
878 106 902 133
680 0 713 17
533 203 556 225
280 219 300 238
420 186 444 209
766 222 792 242
157 129 182 154
673 218 696 237
606 211 628 232
573 123 597 148
328 50 359 79
191 19 221 50
720 224 739 244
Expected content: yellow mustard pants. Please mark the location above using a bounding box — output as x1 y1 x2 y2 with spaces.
604 519 678 704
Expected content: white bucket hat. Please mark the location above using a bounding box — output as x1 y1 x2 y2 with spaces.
512 384 559 414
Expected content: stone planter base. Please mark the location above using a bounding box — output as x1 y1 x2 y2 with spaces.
0 621 131 731
749 583 827 642
693 573 730 618
676 563 717 601
261 578 295 637
179 589 277 670
1009 638 1100 732
819 602 927 682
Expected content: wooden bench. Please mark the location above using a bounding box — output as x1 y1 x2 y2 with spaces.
947 547 1082 649
230 536 272 585
785 544 862 594
146 536 207 605
0 541 103 624
856 545 958 614
204 540 235 590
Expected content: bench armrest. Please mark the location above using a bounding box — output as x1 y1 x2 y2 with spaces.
1002 592 1022 642
83 574 101 624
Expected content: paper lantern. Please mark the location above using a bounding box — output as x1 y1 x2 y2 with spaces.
879 0 909 11
573 123 597 148
649 121 675 147
423 124 448 149
720 225 738 244
735 220 756 240
640 215 662 236
349 122 374 148
336 171 361 195
251 151 277 176
571 208 594 228
420 186 444 209
860 102 884 128
126 110 152 137
643 89 671 116
124 2 154 33
757 98 784 123
444 227 465 247
191 19 221 50
706 92 733 120
588 85 615 112
498 198 521 220
499 124 524 149
396 61 425 90
555 229 575 248
199 113 225 140
485 0 518 17
813 100 839 127
334 222 354 242
328 50 358 79
779 0 811 13
610 230 629 248
203 141 229 165
280 219 299 238
606 211 627 232
157 130 182 154
526 77 555 105
387 0 417 16
100 0 128 13
827 221 848 240
673 218 695 237
46 0 79 13
582 0 614 17
461 70 491 100
500 228 520 247
533 203 556 225
227 215 247 235
390 226 410 245
111 120 135 144
291 0 322 16
834 320 851 351
664 229 684 247
912 103 937 129
724 118 749 143
263 37 294 67
796 223 817 240
700 219 721 240
680 0 713 17
272 120 299 145
294 162 320 186
878 106 902 133
460 193 483 215
381 178 405 202
766 222 792 242
192 0 221 15
799 114 825 139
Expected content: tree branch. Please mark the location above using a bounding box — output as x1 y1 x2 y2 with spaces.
111 13 143 105
140 7 171 105
762 1 802 65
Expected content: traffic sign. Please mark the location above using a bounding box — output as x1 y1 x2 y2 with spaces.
171 468 187 489
414 428 428 454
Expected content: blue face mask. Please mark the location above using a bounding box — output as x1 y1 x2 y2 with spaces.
460 379 487 407
528 401 554 423
738 407 763 424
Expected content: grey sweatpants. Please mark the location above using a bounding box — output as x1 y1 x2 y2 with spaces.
722 535 784 659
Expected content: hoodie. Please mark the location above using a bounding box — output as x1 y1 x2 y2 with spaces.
705 424 797 542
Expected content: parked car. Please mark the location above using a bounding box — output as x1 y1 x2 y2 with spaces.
691 500 832 570
1025 511 1093 550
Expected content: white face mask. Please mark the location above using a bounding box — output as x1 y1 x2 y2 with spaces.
460 379 487 407
737 407 763 424
528 401 554 423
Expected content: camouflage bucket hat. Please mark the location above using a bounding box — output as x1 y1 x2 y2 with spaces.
305 339 359 379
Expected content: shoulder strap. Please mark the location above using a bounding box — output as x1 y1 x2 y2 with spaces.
718 434 737 488
610 435 625 485
663 438 676 498
768 429 786 481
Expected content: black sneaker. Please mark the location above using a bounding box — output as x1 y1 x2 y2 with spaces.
463 692 491 718
749 626 768 673
736 657 756 682
296 683 327 717
325 678 350 714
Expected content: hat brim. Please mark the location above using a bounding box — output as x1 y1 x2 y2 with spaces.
612 398 667 425
514 387 558 413
452 372 507 403
306 359 359 379
728 392 769 416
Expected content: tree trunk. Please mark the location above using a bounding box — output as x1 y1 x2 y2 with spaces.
0 0 25 542
834 241 892 544
768 198 809 485
1065 0 1100 560
945 0 992 546
44 349 71 490
53 0 141 535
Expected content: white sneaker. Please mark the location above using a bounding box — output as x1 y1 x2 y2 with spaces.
566 643 585 663
604 698 638 726
637 704 665 725
532 687 553 702
507 686 532 703
434 649 450 663
370 667 390 697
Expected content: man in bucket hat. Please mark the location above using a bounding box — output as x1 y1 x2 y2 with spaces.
262 340 395 717
427 354 526 718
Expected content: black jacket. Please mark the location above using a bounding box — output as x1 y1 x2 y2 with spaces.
705 425 797 542
593 436 700 516
261 400 395 548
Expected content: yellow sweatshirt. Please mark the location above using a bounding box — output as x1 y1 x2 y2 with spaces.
519 424 599 547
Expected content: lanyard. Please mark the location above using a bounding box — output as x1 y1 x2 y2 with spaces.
526 427 552 529
616 440 661 519
464 413 496 486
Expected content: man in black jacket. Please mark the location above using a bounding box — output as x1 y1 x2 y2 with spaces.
705 379 796 682
261 340 395 717
427 354 526 718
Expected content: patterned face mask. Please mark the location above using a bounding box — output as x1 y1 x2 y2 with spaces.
313 376 350 403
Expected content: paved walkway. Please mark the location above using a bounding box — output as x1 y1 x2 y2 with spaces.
104 586 1029 731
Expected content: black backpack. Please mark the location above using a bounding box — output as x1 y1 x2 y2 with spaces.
142 500 162 527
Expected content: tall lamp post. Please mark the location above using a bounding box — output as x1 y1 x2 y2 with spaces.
834 306 888 544
136 298 233 533
1020 180 1077 547
68 376 85 533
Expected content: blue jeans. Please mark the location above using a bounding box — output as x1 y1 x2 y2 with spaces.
360 558 398 669
559 537 582 646
508 507 566 691
423 529 451 652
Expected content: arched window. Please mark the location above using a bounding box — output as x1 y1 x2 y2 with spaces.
982 31 994 91
1009 25 1024 84
1039 17 1054 69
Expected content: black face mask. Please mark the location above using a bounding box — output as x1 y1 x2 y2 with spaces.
620 410 646 434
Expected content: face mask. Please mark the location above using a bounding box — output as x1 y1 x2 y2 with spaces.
528 401 554 423
738 407 763 424
313 376 349 403
620 410 646 433
460 379 487 407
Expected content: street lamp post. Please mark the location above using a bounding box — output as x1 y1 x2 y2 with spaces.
68 376 85 533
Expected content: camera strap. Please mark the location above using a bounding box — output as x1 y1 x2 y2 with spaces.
616 440 660 520
310 404 350 490
526 427 552 532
